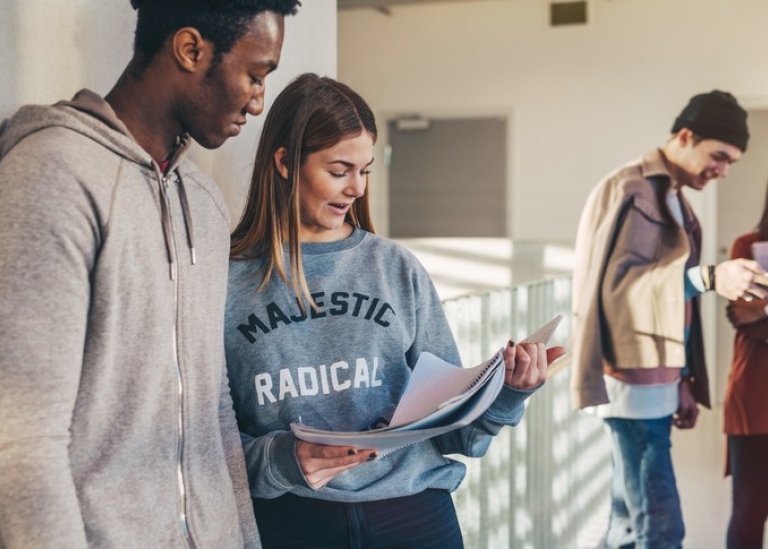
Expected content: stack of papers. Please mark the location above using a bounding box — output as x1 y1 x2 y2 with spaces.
290 314 563 451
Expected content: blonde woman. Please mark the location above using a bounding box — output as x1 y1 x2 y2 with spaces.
225 73 564 548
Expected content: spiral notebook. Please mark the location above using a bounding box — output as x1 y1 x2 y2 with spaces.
290 314 563 451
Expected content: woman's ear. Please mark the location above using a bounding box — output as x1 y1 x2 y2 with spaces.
273 147 290 179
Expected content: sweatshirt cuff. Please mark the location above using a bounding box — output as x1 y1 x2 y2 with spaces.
483 383 538 426
265 432 307 490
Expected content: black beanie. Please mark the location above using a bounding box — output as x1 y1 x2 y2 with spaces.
671 90 749 152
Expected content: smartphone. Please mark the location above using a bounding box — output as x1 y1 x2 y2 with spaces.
751 241 768 271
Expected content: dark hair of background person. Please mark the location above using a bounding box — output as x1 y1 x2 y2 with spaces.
230 73 378 306
130 0 301 70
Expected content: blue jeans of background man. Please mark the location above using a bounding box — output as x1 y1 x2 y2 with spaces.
603 416 684 549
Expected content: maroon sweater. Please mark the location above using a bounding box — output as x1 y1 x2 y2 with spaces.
724 232 768 436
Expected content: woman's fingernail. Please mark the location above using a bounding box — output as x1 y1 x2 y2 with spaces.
347 449 357 456
509 339 515 347
367 452 378 461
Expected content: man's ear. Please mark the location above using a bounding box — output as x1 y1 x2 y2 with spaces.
677 127 695 147
273 147 290 179
172 27 209 74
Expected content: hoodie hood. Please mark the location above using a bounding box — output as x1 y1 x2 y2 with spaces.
0 89 163 167
0 89 196 280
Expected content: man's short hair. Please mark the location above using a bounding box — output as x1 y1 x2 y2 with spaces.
131 0 301 69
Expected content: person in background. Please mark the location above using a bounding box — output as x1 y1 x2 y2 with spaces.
225 72 565 548
0 1 300 547
570 90 768 549
723 181 768 549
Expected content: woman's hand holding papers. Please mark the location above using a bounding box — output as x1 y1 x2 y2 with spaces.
295 441 377 490
503 341 566 390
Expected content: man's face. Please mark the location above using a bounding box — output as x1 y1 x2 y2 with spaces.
181 11 285 149
676 134 742 190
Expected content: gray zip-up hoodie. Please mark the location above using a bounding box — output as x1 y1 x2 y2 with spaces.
0 90 259 548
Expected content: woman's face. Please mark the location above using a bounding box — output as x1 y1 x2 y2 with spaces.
297 131 374 242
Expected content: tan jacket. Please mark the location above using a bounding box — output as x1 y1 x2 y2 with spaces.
570 149 710 410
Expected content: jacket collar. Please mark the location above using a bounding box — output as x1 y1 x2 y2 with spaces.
640 148 676 184
637 148 699 233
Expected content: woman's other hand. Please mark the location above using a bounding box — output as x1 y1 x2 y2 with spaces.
502 341 566 390
295 441 377 490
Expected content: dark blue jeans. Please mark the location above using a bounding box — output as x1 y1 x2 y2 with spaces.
727 434 768 549
604 416 684 549
253 488 464 549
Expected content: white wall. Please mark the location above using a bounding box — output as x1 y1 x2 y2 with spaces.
0 0 338 226
338 0 768 242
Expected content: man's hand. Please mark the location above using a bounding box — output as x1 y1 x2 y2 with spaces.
714 259 768 301
673 377 699 430
502 341 566 390
295 441 377 490
726 298 768 327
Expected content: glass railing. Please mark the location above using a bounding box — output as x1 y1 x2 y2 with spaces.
443 276 611 549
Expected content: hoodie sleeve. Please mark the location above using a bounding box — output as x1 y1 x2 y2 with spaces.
218 366 262 548
0 131 96 548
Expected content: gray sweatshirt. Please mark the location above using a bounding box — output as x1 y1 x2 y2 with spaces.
0 90 258 548
225 229 536 502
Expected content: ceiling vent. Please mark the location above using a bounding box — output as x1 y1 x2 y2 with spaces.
550 1 587 26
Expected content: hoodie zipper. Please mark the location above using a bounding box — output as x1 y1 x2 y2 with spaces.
162 174 196 549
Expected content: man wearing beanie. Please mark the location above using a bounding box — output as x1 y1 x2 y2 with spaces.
570 90 768 549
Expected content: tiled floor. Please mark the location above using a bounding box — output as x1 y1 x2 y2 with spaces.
672 406 733 548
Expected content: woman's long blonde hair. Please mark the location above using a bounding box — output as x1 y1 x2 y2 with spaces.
230 73 377 307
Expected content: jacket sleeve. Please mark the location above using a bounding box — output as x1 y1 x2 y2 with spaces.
728 235 768 340
0 140 95 548
218 366 261 547
569 180 634 408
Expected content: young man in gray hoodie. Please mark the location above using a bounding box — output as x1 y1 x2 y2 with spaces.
0 1 300 547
